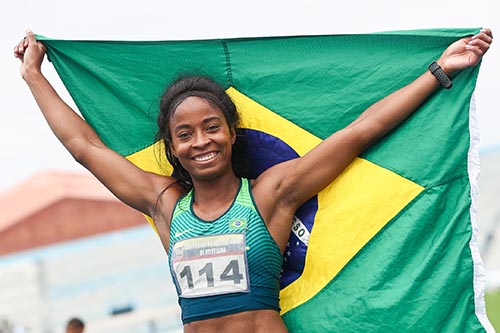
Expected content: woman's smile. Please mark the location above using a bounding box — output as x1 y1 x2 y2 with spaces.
192 151 219 163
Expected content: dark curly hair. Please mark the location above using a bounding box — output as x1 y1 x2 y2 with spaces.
157 75 248 188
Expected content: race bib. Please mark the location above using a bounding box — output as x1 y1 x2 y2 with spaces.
171 233 249 298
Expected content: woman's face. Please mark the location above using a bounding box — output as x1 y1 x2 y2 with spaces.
169 96 235 182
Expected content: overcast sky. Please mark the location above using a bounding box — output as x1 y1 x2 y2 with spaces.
1 0 498 193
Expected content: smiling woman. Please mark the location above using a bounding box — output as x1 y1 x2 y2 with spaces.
157 76 248 187
13 28 493 333
166 96 236 184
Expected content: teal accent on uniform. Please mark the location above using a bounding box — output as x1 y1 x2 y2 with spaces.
168 178 283 324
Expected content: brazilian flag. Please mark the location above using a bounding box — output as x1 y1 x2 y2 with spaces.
39 29 494 332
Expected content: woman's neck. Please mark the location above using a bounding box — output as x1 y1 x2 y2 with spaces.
190 174 240 221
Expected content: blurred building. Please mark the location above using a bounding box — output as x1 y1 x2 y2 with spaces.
0 171 182 333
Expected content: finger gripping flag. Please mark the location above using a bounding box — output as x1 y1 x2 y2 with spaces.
40 29 494 332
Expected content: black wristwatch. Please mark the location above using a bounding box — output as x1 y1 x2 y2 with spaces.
428 61 452 89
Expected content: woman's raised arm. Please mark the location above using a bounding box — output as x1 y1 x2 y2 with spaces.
261 29 493 212
14 30 178 218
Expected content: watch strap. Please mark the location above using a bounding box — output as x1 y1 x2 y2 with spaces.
428 61 452 89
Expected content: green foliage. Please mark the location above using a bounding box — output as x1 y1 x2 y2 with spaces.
486 289 500 330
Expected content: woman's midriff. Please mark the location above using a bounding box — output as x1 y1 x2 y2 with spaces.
183 309 288 333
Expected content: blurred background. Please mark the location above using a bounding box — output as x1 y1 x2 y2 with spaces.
1 0 499 332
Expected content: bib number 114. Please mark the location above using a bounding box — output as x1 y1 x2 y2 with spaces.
180 259 243 288
174 254 249 297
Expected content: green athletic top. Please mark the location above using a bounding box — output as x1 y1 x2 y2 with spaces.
168 178 283 324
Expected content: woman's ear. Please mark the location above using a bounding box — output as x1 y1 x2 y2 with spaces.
167 140 177 157
230 129 236 145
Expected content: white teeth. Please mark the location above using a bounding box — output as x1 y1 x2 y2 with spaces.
194 152 217 162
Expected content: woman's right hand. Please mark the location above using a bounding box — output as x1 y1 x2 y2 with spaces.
13 29 46 80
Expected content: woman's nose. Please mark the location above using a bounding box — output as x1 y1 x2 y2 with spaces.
192 131 210 148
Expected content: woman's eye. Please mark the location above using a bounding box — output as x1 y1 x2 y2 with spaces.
207 124 220 132
177 132 191 140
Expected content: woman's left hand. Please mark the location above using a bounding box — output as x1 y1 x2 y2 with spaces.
438 28 493 76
